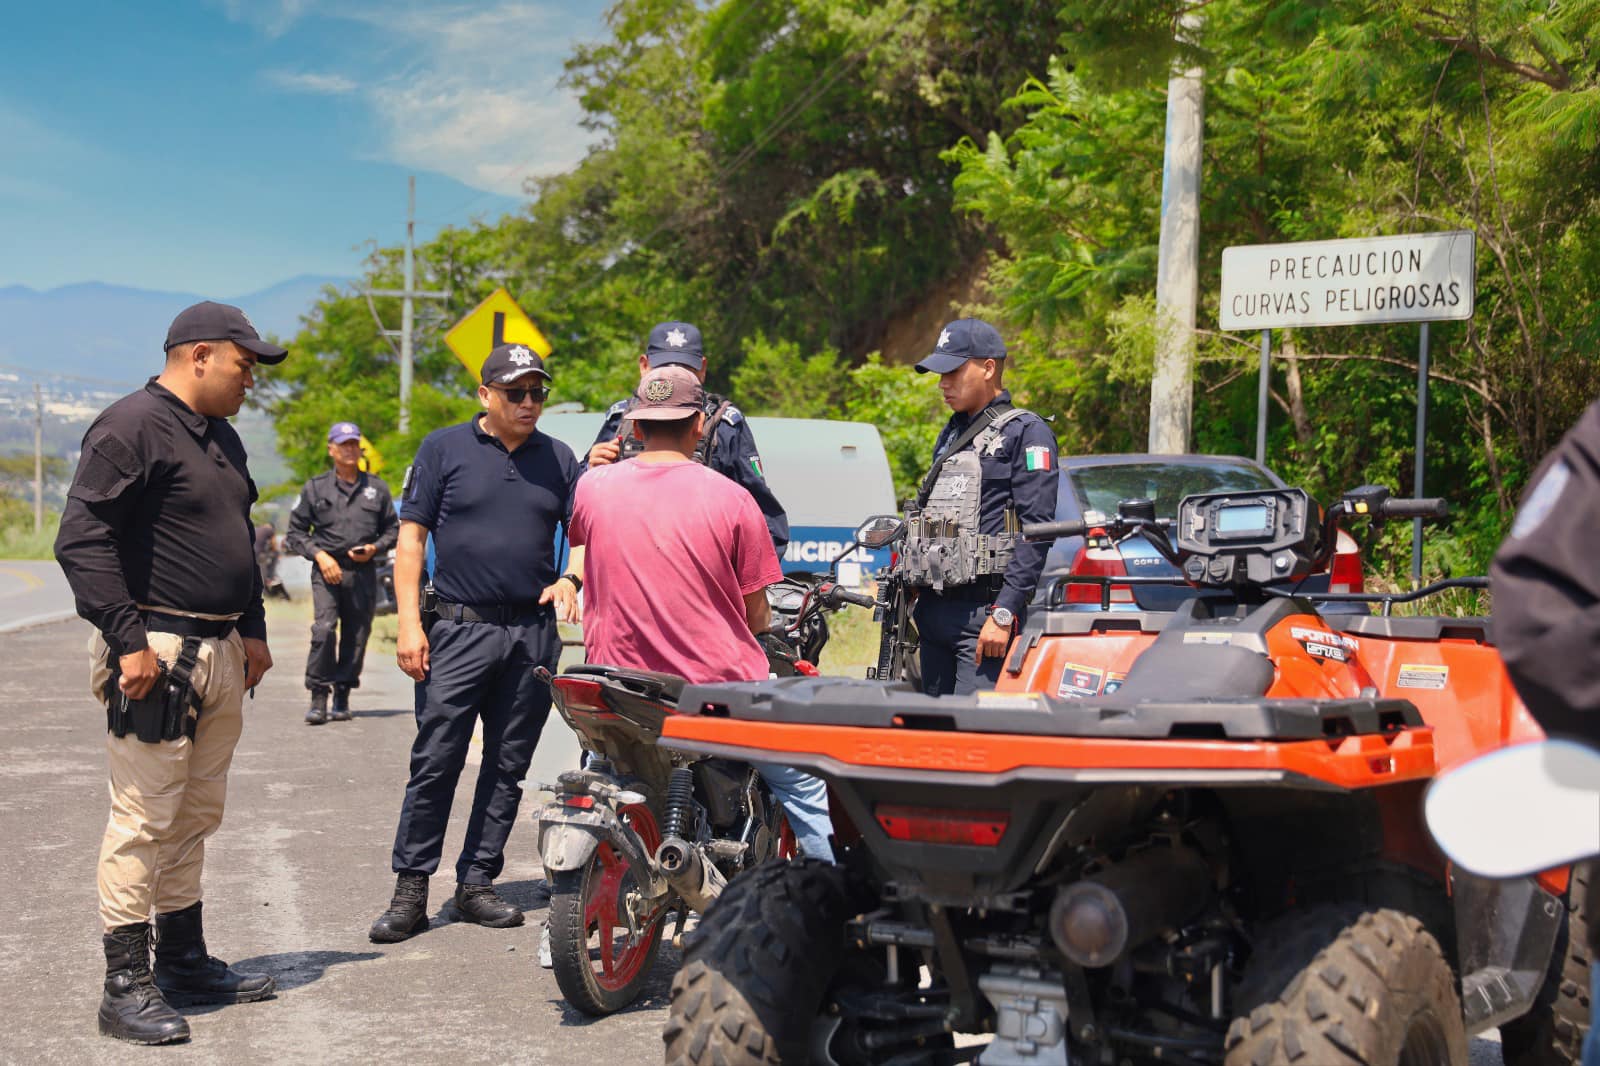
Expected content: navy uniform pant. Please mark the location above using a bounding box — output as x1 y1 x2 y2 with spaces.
305 566 377 693
390 610 560 885
914 592 1004 697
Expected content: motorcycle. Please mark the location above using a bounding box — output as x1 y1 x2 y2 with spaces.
532 569 877 1016
661 485 1591 1065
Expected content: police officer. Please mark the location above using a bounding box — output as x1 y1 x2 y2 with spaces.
284 421 399 724
585 321 789 552
906 319 1059 696
1490 396 1600 1065
369 342 583 942
55 301 282 1045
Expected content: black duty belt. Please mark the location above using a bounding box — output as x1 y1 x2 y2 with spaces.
931 578 1006 603
435 600 548 625
140 612 237 639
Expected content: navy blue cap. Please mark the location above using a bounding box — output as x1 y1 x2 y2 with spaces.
645 321 705 370
481 342 552 386
914 318 1006 374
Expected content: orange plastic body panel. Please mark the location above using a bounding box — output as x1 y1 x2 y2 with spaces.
1262 614 1375 697
661 715 1437 788
997 631 1156 697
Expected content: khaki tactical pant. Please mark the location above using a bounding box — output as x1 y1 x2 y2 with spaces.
90 629 247 931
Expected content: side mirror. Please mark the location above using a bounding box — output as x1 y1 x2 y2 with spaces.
856 515 906 549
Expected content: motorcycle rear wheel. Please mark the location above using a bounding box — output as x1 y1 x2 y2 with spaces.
549 801 667 1016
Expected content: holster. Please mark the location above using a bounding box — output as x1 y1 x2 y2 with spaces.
420 582 440 630
105 636 203 743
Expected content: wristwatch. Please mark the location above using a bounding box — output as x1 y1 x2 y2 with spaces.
991 606 1015 628
561 572 584 593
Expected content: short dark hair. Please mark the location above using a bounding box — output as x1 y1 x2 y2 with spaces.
639 413 699 441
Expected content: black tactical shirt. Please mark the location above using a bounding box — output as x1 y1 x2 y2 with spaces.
283 470 399 565
54 379 266 656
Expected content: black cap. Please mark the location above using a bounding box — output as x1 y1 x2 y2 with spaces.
164 301 289 364
480 342 553 386
644 321 705 371
914 318 1006 374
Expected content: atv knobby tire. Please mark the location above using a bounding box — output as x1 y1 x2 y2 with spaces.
663 858 864 1066
1501 866 1593 1066
1225 906 1467 1066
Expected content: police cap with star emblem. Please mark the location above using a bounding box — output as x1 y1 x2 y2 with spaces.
914 318 1007 375
163 300 289 364
630 365 705 420
480 342 553 386
644 320 705 371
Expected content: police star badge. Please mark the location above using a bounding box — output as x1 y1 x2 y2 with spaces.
509 346 534 366
644 379 674 401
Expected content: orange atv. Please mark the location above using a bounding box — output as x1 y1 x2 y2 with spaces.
659 485 1590 1066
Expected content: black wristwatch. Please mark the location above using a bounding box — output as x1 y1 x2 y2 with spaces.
560 572 584 593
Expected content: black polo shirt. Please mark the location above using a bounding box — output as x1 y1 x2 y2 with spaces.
55 379 266 656
400 414 580 606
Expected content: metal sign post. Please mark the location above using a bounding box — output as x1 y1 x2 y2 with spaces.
1412 322 1430 585
1256 330 1270 465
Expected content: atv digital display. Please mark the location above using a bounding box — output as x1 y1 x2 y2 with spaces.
1215 504 1270 535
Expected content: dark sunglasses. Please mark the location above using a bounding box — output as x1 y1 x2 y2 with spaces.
493 385 549 405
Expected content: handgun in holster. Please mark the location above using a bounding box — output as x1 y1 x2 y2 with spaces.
420 582 440 630
105 635 204 743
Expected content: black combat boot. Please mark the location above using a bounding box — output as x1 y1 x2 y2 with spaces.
153 902 276 1006
99 922 190 1045
330 686 352 722
454 883 524 928
305 688 329 726
369 873 429 942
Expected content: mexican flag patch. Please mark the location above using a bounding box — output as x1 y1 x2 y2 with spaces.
1024 446 1052 471
749 455 765 478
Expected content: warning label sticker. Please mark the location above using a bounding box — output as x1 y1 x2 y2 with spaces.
1057 662 1105 699
1102 672 1128 695
1397 664 1449 690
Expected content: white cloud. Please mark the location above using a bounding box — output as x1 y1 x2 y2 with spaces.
212 0 318 38
265 70 359 94
247 1 602 196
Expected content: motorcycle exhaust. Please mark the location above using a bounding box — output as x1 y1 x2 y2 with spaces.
654 836 727 914
1048 846 1212 968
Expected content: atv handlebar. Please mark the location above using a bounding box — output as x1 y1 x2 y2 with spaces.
821 583 877 610
1379 497 1449 520
1022 519 1088 541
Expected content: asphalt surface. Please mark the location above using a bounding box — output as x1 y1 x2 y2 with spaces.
0 575 1508 1065
0 558 76 633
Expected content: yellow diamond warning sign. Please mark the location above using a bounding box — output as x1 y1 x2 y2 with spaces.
444 288 552 380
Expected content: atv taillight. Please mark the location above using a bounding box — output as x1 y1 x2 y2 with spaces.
874 805 1009 846
562 794 595 809
1066 539 1134 605
1329 531 1365 594
553 677 608 713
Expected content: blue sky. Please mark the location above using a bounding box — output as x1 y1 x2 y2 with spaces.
0 1 609 296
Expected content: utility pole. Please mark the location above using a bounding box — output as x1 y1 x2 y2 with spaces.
33 383 43 534
1148 23 1205 455
368 176 448 433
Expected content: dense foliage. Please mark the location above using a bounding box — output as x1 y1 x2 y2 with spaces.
264 0 1599 581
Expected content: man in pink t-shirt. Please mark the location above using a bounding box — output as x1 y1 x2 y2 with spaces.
569 364 833 859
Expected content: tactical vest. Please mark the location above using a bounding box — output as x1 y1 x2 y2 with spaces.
618 393 732 465
901 408 1029 591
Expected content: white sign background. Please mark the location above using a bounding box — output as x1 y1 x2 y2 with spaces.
1220 231 1475 331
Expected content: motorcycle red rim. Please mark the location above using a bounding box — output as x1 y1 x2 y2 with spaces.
583 801 666 992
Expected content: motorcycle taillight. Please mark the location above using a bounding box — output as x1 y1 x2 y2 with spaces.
874 804 1009 846
553 677 608 713
1065 538 1134 605
1329 531 1365 594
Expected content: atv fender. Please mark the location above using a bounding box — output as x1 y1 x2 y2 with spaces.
1453 869 1565 1035
536 802 670 898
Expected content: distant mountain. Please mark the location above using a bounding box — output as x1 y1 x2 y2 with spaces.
0 275 349 382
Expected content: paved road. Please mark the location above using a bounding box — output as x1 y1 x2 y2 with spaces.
0 611 1509 1065
0 558 75 633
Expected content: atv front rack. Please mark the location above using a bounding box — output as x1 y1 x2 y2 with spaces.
678 676 1422 742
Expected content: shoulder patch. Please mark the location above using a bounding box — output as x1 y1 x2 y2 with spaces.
722 406 743 425
1510 460 1571 539
401 465 415 500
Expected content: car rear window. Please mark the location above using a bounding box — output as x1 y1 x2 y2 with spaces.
1069 461 1279 520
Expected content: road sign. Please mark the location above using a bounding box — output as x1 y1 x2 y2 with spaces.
1220 231 1475 331
444 288 553 379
